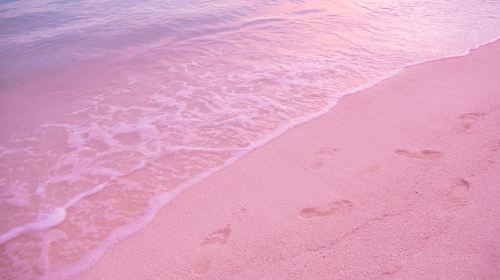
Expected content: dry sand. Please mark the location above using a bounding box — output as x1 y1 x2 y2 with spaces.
77 41 500 279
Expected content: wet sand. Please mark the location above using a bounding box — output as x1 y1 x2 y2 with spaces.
77 41 500 279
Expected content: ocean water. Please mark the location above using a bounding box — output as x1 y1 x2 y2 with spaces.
1 0 499 279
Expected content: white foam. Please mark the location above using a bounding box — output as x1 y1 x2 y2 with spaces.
2 180 119 245
0 207 66 245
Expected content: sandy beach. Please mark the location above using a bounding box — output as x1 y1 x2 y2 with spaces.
75 40 500 280
2 2 500 279
74 42 500 279
71 40 500 279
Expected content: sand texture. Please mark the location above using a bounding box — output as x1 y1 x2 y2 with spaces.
77 41 500 280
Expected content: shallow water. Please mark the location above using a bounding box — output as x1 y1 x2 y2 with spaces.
1 0 500 279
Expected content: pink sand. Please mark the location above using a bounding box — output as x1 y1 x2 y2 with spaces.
77 41 500 279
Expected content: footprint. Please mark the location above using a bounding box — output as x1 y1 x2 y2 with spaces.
382 263 402 276
200 224 232 248
459 112 485 130
316 147 337 156
447 179 470 207
300 199 353 219
394 149 442 160
310 147 337 170
359 164 380 174
192 258 211 275
192 225 232 274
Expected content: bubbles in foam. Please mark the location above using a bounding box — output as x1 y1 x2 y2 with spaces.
0 208 66 245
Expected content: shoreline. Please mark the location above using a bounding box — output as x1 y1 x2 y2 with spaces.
76 41 500 279
59 37 500 279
